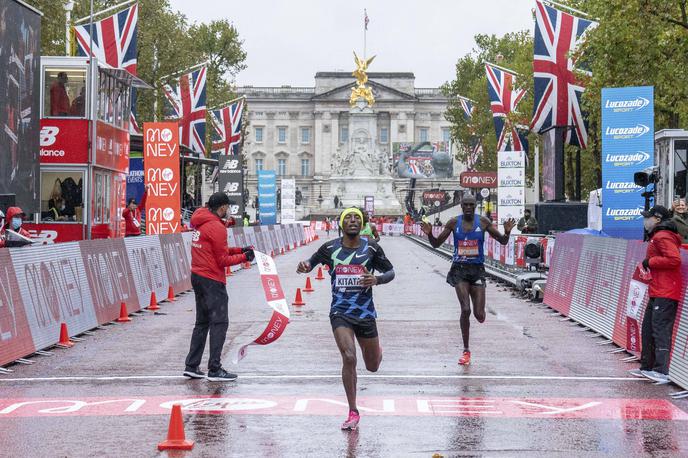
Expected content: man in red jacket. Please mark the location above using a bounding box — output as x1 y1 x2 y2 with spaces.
184 192 254 382
631 206 683 384
0 207 32 248
123 184 149 237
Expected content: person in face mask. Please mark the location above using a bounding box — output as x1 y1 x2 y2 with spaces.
4 207 31 238
630 206 683 384
671 198 688 243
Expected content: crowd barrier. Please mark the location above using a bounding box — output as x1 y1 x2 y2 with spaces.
0 223 309 368
405 223 555 268
544 234 688 391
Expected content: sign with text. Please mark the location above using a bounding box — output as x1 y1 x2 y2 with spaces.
218 155 244 218
281 178 296 224
95 121 130 173
39 119 89 164
601 86 654 239
497 150 525 224
364 196 375 215
258 170 277 225
143 123 181 234
460 171 497 188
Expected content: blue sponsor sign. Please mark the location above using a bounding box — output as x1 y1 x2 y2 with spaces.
258 170 277 225
126 157 145 203
601 86 654 239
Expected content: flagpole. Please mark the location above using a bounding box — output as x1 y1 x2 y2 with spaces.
74 0 136 24
157 60 210 84
484 61 522 77
208 95 246 112
543 0 594 19
363 9 367 60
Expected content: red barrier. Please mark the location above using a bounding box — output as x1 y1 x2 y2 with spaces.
544 233 688 391
0 223 308 368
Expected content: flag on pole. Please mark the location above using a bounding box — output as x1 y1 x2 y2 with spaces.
485 63 528 152
74 3 140 133
163 67 207 156
211 98 245 155
364 9 369 30
531 0 595 149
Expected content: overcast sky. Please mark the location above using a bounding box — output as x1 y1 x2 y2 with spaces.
169 0 534 88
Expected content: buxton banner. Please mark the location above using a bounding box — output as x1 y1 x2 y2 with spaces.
601 86 654 239
144 123 181 234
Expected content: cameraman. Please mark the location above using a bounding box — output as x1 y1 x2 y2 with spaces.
183 192 254 382
632 206 682 384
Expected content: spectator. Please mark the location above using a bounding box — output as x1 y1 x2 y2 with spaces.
48 197 68 221
671 198 688 243
517 209 538 234
453 190 460 205
183 192 254 382
123 184 149 237
50 72 70 116
434 217 442 227
631 206 683 384
70 86 85 117
2 207 32 247
183 192 194 210
242 212 250 227
325 217 331 236
334 195 340 209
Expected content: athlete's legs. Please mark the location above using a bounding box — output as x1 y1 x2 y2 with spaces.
333 326 358 411
469 284 486 323
454 282 472 350
357 335 382 372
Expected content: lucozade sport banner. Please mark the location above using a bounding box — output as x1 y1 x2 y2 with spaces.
144 123 181 234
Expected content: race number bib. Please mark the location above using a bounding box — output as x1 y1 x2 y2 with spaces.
457 239 479 258
334 264 364 292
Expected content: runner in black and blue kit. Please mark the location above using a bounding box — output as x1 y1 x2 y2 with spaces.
297 207 394 431
422 194 514 366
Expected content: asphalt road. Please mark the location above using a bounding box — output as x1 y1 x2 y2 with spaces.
1 235 687 457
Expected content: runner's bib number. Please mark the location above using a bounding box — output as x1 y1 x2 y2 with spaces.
334 264 364 291
457 239 479 258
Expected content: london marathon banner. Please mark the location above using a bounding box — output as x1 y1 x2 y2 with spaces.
218 155 244 218
144 123 181 234
258 170 277 225
601 86 654 239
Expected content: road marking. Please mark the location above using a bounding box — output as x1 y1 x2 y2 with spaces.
0 374 644 382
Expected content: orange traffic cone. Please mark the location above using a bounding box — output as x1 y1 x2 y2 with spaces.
116 302 132 323
157 404 194 451
304 276 314 292
57 322 74 348
270 250 275 257
292 288 305 306
281 247 285 255
148 291 160 311
167 286 176 302
315 266 325 280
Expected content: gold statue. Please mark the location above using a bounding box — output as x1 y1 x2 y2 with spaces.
350 51 376 107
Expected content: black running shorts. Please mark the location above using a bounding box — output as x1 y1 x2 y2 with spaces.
330 313 379 339
446 263 486 287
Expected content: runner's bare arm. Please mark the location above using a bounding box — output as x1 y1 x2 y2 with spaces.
484 217 515 245
421 217 456 248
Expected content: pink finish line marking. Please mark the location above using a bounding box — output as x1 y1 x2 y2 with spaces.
0 396 686 420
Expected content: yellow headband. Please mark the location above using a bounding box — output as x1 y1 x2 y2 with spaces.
340 207 364 228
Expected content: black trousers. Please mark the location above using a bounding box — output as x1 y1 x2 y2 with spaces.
185 273 229 372
640 297 678 374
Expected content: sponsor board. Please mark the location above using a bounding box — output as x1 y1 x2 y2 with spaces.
144 122 181 234
39 119 89 164
218 155 244 218
95 121 130 173
258 171 277 225
498 168 525 188
459 171 497 188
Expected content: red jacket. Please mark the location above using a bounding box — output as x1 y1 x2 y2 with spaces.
646 222 683 301
1 207 31 248
190 207 247 284
123 191 147 236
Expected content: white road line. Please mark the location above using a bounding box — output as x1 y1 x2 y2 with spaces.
0 374 643 382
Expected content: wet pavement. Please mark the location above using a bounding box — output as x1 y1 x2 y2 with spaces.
1 235 688 457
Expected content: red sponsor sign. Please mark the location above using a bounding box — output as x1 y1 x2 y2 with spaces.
23 223 84 244
144 123 181 234
460 171 497 188
0 251 35 365
260 274 285 302
39 119 89 164
95 121 130 173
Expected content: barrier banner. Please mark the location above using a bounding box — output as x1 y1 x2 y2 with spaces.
258 170 277 225
144 123 181 234
601 86 654 240
625 264 650 352
123 236 170 309
233 251 290 363
159 234 192 294
0 250 35 365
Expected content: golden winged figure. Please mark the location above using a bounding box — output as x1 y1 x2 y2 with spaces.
350 51 376 107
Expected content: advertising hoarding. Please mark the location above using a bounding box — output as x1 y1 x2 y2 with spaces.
218 155 244 218
281 178 296 224
39 119 89 164
258 170 277 225
497 150 525 224
144 122 181 234
460 171 497 188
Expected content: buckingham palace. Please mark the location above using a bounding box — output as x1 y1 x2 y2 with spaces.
237 71 465 219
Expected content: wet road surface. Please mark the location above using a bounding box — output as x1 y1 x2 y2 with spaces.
1 235 688 457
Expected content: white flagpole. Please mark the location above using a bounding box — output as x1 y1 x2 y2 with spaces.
363 9 367 60
157 61 210 84
75 0 136 24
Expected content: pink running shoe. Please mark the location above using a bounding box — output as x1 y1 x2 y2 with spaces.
341 410 360 430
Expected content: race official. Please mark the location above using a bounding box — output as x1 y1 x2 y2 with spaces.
183 192 254 382
123 184 149 237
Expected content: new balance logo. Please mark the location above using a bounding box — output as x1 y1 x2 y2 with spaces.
40 126 59 146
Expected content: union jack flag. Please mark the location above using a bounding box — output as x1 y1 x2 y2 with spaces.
163 67 207 155
485 63 528 152
74 4 140 133
459 97 473 120
456 96 482 170
531 0 595 148
211 98 244 155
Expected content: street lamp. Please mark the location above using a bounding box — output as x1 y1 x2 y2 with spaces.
64 1 75 57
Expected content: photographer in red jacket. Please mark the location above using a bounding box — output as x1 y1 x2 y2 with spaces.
632 206 683 384
184 192 254 382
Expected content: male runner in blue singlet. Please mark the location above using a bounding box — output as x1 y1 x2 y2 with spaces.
421 195 514 365
297 207 395 430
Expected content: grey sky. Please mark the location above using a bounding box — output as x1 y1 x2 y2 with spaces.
169 0 534 88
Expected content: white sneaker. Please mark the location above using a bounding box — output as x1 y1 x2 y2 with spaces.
628 369 645 378
641 370 670 384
